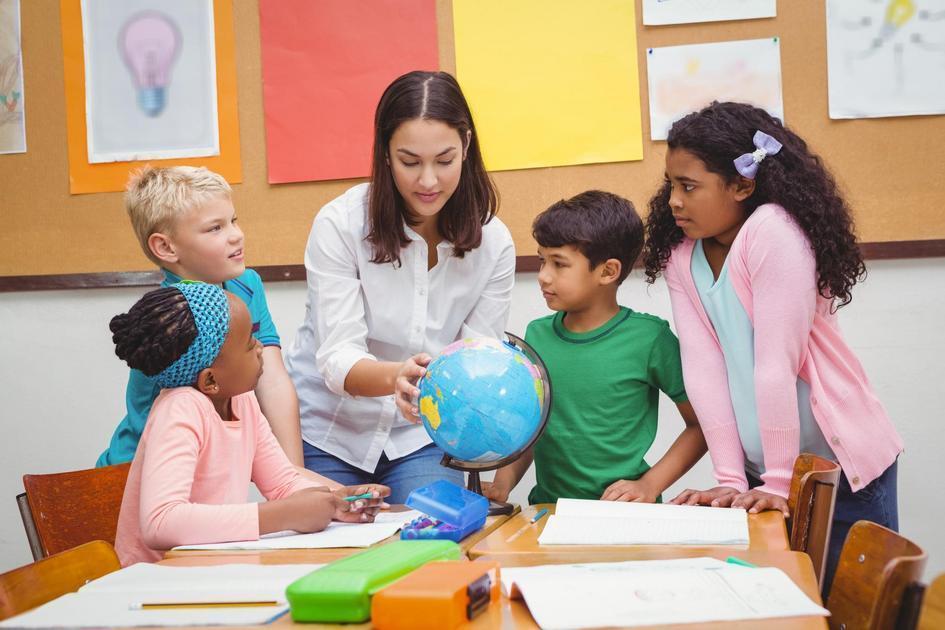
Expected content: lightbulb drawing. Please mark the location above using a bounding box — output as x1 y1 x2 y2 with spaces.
118 11 180 117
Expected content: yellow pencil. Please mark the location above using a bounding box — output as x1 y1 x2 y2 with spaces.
130 600 280 610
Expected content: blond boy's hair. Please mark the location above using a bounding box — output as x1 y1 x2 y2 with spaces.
125 166 232 265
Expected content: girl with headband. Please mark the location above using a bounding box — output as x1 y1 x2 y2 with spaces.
111 282 388 566
643 102 902 589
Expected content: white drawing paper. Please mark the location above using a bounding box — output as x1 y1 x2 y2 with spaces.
646 37 784 141
80 0 219 163
827 0 945 119
643 0 776 26
0 0 25 154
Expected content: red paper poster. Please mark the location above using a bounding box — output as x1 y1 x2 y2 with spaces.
259 0 439 183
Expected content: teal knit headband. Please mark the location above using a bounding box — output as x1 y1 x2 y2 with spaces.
155 282 230 388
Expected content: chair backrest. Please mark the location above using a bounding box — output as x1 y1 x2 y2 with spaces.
787 453 841 588
15 493 43 561
0 540 120 621
22 462 131 557
918 573 945 630
827 520 927 630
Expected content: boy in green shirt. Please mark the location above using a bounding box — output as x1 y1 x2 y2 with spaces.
486 191 706 504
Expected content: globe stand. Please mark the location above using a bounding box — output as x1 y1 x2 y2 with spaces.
434 331 552 518
440 457 516 516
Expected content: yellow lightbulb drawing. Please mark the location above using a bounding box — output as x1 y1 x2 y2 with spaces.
882 0 916 36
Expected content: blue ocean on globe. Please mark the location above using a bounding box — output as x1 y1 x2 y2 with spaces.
417 337 544 464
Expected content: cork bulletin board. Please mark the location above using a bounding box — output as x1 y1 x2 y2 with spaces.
2 0 943 290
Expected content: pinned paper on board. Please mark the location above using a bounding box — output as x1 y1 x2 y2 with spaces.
0 0 25 154
60 0 241 194
259 0 439 183
827 0 945 119
643 0 776 26
453 0 644 171
646 38 783 141
80 0 219 163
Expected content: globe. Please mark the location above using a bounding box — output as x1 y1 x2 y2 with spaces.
417 334 552 513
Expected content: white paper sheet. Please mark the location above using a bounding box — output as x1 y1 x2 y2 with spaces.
643 0 776 26
0 563 322 628
646 37 783 141
538 499 749 545
506 560 828 629
0 0 25 154
827 0 945 119
80 0 220 162
173 510 422 551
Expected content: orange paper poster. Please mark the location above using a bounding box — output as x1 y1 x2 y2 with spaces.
61 0 241 194
259 0 438 183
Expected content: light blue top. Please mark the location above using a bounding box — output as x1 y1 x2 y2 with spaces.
96 268 281 467
691 240 833 477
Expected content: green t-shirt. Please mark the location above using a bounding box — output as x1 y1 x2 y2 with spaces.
526 307 688 504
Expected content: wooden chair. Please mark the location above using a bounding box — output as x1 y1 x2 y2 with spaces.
21 462 131 558
15 493 43 561
787 453 841 589
918 573 945 630
0 540 120 621
827 520 927 630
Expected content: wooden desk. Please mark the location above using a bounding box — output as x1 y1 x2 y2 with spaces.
470 551 827 630
162 510 518 563
468 504 789 560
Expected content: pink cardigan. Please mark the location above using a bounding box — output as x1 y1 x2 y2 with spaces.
115 388 318 565
664 203 902 498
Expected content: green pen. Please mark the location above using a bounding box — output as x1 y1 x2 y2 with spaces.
725 556 757 568
344 492 375 502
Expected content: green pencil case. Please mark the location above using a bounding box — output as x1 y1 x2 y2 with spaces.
285 539 462 623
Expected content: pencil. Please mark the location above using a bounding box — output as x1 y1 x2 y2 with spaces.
505 508 550 543
344 492 375 502
130 600 280 610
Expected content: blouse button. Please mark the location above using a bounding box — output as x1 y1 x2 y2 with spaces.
831 436 841 446
851 476 861 485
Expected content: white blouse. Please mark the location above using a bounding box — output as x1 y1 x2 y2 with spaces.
285 183 516 472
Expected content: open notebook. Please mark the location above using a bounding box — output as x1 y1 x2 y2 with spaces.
173 509 422 551
0 563 323 628
537 498 750 545
501 557 828 629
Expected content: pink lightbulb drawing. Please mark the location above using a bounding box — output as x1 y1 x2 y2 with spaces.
118 11 181 117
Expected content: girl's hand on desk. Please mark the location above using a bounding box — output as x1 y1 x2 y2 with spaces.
266 487 339 533
600 478 658 502
394 353 432 423
730 489 790 517
333 484 392 521
669 486 739 507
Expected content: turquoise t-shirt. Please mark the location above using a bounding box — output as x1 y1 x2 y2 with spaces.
96 268 281 467
691 240 834 477
526 307 688 504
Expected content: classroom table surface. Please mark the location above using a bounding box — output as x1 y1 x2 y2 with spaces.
161 507 519 563
467 503 790 560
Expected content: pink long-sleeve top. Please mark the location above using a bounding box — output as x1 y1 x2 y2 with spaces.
664 203 902 498
115 387 318 566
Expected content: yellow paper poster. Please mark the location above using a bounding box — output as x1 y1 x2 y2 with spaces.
452 0 643 172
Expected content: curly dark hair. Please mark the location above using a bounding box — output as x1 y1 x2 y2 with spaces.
533 190 643 285
110 287 197 376
642 102 865 307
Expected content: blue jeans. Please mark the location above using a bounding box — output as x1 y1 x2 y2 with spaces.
748 460 899 594
303 441 464 504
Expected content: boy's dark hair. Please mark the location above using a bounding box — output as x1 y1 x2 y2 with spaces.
533 190 643 285
110 287 197 376
367 70 498 265
643 101 865 307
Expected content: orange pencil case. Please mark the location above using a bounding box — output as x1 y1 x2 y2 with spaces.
371 561 500 630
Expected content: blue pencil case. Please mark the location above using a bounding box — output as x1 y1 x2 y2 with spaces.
400 480 488 542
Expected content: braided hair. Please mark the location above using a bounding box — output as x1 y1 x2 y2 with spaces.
642 102 866 307
110 287 198 376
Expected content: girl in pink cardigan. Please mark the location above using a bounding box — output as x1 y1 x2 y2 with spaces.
111 283 388 566
642 102 902 588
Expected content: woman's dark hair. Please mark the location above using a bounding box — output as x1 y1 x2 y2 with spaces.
533 190 643 285
110 287 197 376
367 71 498 265
642 102 865 307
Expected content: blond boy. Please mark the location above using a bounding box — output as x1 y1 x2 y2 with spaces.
98 166 337 487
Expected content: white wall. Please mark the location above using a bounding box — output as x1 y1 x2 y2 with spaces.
1 259 943 579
